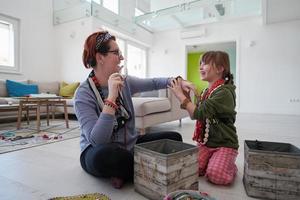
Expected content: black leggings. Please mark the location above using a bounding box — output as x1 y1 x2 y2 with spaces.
80 131 182 181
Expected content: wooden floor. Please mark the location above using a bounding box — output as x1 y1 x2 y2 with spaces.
0 113 299 200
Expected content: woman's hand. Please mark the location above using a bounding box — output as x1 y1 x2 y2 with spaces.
107 73 124 102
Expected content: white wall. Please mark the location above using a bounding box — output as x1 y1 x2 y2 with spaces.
54 18 93 83
265 0 300 24
0 0 57 81
119 0 135 21
149 18 300 115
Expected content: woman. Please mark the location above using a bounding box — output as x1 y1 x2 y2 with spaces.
169 51 238 185
74 31 183 189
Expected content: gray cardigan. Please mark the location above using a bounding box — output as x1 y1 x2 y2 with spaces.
74 75 171 153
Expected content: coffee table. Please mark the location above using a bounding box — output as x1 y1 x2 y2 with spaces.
16 96 69 132
0 104 35 124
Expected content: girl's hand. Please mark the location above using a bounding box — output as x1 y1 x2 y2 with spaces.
168 79 186 102
181 80 196 95
107 73 124 101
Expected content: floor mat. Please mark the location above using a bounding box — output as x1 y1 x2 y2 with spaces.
164 190 217 200
49 193 110 200
0 119 80 154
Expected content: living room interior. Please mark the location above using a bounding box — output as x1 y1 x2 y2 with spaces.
0 0 300 200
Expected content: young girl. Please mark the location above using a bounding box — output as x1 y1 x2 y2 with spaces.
169 51 238 185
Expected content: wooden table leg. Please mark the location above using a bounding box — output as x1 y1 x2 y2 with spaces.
17 101 23 129
26 106 30 125
63 101 69 128
51 104 55 120
46 101 49 126
37 101 41 132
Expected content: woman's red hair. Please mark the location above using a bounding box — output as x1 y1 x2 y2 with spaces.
82 31 115 68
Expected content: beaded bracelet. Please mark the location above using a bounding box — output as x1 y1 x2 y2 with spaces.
180 98 191 109
104 99 118 110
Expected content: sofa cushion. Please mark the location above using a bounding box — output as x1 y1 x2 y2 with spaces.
137 89 167 98
140 90 159 97
64 98 74 106
132 97 171 117
5 98 20 104
0 98 8 105
28 80 60 95
0 80 7 97
59 81 80 98
6 80 38 97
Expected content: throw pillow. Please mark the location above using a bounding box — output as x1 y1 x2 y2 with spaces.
59 81 80 98
6 80 38 97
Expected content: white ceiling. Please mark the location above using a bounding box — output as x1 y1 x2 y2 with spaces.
265 0 300 24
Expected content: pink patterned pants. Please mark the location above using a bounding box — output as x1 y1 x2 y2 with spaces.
198 144 238 185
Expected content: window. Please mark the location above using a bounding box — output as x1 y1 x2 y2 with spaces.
127 44 146 78
102 0 119 14
0 14 20 74
135 8 144 16
116 38 147 78
0 22 11 66
116 38 125 73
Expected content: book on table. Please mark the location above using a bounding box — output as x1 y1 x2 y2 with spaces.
29 93 59 98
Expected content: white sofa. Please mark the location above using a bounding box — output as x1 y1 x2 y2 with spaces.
132 89 189 133
0 80 74 121
0 80 189 132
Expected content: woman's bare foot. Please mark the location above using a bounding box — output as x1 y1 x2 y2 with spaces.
110 177 124 189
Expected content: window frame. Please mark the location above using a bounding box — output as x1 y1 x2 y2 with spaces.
0 13 20 74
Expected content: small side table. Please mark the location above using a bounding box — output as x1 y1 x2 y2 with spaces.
16 97 69 132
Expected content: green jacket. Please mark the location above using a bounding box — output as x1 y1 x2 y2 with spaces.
193 84 239 149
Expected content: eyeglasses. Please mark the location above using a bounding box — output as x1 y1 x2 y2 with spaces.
108 49 123 57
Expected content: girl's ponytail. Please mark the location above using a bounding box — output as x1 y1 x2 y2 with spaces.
224 73 234 85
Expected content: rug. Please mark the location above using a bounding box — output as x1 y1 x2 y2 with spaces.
49 193 110 200
164 190 217 200
0 119 80 154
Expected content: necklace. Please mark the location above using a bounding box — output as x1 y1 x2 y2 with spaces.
193 79 225 145
90 73 122 108
88 70 130 134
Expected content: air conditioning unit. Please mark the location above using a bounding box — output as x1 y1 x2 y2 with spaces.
180 28 206 39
